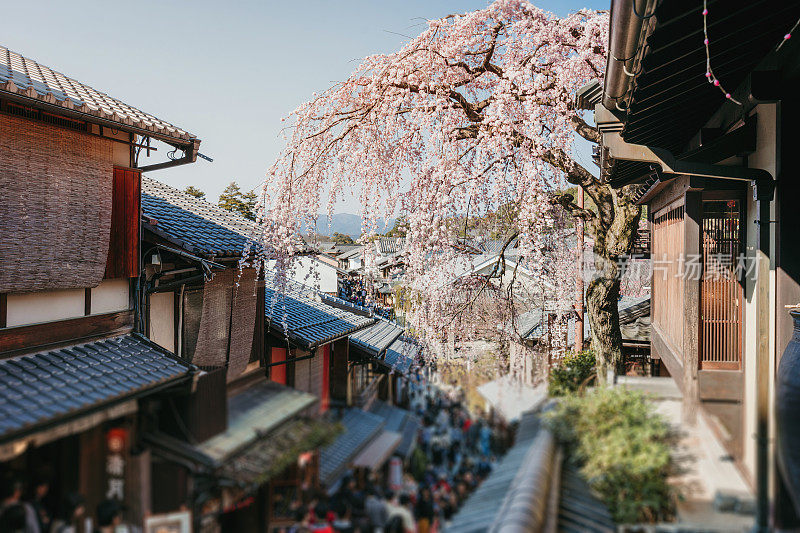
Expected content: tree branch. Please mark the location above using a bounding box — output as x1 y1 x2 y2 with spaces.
549 193 595 221
570 115 601 143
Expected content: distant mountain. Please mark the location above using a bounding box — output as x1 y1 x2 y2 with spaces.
310 213 394 238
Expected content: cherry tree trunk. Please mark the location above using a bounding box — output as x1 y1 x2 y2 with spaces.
584 187 641 384
587 256 622 381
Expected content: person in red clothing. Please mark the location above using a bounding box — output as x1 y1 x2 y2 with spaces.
462 418 472 433
303 500 333 533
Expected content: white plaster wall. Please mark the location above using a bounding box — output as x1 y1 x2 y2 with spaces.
742 103 778 484
149 292 175 352
91 279 130 314
268 257 338 293
6 289 85 327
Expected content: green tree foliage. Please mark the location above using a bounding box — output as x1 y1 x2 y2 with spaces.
218 181 257 221
548 350 597 397
452 201 521 240
332 232 355 245
546 388 676 524
184 185 206 199
385 215 409 237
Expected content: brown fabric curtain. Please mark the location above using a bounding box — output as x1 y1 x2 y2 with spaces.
192 270 234 367
227 268 257 380
192 268 259 378
0 114 114 292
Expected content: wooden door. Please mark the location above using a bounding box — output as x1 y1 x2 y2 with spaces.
699 199 743 370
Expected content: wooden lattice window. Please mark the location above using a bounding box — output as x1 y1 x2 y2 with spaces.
700 199 743 370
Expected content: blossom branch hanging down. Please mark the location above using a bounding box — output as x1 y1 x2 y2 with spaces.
257 0 642 379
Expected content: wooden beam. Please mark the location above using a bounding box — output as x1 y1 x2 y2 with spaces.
0 294 6 329
0 310 134 356
682 191 701 425
651 324 684 388
698 370 744 402
84 288 92 316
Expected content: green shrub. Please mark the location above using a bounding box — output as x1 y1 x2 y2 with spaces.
545 387 676 524
548 349 596 396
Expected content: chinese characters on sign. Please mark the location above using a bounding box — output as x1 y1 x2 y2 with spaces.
106 428 127 501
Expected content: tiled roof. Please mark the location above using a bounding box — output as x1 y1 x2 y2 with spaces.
511 309 545 340
349 320 404 357
368 401 420 459
265 278 375 349
218 417 337 489
335 247 364 260
198 380 317 463
447 411 543 532
382 338 419 374
319 408 385 487
142 177 258 257
558 463 616 533
0 334 192 443
618 296 651 343
0 45 195 143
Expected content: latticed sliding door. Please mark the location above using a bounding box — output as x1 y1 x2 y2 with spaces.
700 200 743 370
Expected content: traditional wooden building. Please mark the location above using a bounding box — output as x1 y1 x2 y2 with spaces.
138 178 337 532
0 44 200 528
312 317 421 493
584 0 800 527
263 278 414 494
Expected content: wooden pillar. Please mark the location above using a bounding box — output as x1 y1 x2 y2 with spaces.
682 191 701 425
127 449 151 523
575 186 585 351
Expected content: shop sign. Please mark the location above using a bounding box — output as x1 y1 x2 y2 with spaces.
145 510 191 533
106 428 128 500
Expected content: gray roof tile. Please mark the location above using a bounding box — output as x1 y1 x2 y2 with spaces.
319 408 384 487
0 334 193 443
382 338 419 374
266 278 374 349
142 177 258 257
349 320 404 357
368 400 420 458
0 45 195 143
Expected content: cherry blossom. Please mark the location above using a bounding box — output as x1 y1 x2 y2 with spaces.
256 1 620 369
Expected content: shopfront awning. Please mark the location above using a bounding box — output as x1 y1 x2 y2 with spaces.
319 408 384 487
0 333 193 457
198 380 316 462
351 431 401 470
368 400 420 459
146 380 337 489
218 417 338 487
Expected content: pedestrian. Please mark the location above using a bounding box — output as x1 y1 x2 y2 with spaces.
385 494 416 533
0 475 40 533
94 499 122 533
50 493 85 533
414 487 434 533
27 476 51 533
365 488 388 533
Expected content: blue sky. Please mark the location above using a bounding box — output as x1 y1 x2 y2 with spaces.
3 0 606 211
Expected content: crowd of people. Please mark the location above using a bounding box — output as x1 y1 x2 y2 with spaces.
0 474 124 533
338 277 395 320
284 368 514 533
